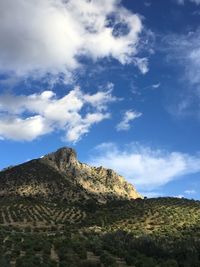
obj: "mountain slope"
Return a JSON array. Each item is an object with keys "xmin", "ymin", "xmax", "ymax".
[{"xmin": 0, "ymin": 147, "xmax": 142, "ymax": 202}]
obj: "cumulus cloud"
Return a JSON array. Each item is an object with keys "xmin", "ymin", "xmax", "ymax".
[
  {"xmin": 0, "ymin": 116, "xmax": 51, "ymax": 141},
  {"xmin": 0, "ymin": 86, "xmax": 116, "ymax": 142},
  {"xmin": 116, "ymin": 110, "xmax": 142, "ymax": 131},
  {"xmin": 88, "ymin": 143, "xmax": 200, "ymax": 191},
  {"xmin": 0, "ymin": 0, "xmax": 147, "ymax": 80}
]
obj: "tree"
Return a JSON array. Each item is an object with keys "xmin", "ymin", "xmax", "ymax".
[
  {"xmin": 100, "ymin": 252, "xmax": 116, "ymax": 267},
  {"xmin": 160, "ymin": 259, "xmax": 178, "ymax": 267},
  {"xmin": 84, "ymin": 199, "xmax": 97, "ymax": 213}
]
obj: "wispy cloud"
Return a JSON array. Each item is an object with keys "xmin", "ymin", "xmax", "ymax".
[
  {"xmin": 176, "ymin": 0, "xmax": 200, "ymax": 4},
  {"xmin": 144, "ymin": 2, "xmax": 152, "ymax": 7},
  {"xmin": 0, "ymin": 0, "xmax": 149, "ymax": 81},
  {"xmin": 0, "ymin": 85, "xmax": 116, "ymax": 142},
  {"xmin": 164, "ymin": 28, "xmax": 200, "ymax": 117},
  {"xmin": 88, "ymin": 143, "xmax": 200, "ymax": 191},
  {"xmin": 184, "ymin": 189, "xmax": 196, "ymax": 194},
  {"xmin": 133, "ymin": 57, "xmax": 149, "ymax": 74},
  {"xmin": 116, "ymin": 110, "xmax": 142, "ymax": 131},
  {"xmin": 165, "ymin": 29, "xmax": 200, "ymax": 87},
  {"xmin": 144, "ymin": 83, "xmax": 161, "ymax": 90},
  {"xmin": 152, "ymin": 83, "xmax": 161, "ymax": 89}
]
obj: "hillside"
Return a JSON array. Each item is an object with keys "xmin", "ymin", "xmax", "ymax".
[
  {"xmin": 0, "ymin": 197, "xmax": 199, "ymax": 266},
  {"xmin": 0, "ymin": 147, "xmax": 141, "ymax": 202}
]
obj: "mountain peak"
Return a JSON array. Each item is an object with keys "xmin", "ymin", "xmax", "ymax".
[
  {"xmin": 42, "ymin": 147, "xmax": 77, "ymax": 172},
  {"xmin": 45, "ymin": 147, "xmax": 77, "ymax": 160}
]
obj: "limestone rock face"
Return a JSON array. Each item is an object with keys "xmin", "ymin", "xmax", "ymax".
[
  {"xmin": 42, "ymin": 147, "xmax": 77, "ymax": 172},
  {"xmin": 0, "ymin": 147, "xmax": 142, "ymax": 202}
]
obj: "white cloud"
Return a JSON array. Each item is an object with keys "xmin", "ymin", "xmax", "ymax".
[
  {"xmin": 184, "ymin": 189, "xmax": 196, "ymax": 194},
  {"xmin": 88, "ymin": 143, "xmax": 200, "ymax": 191},
  {"xmin": 116, "ymin": 110, "xmax": 142, "ymax": 131},
  {"xmin": 133, "ymin": 57, "xmax": 149, "ymax": 74},
  {"xmin": 152, "ymin": 83, "xmax": 160, "ymax": 89},
  {"xmin": 65, "ymin": 112, "xmax": 110, "ymax": 142},
  {"xmin": 0, "ymin": 86, "xmax": 116, "ymax": 142},
  {"xmin": 175, "ymin": 195, "xmax": 184, "ymax": 198},
  {"xmin": 166, "ymin": 29, "xmax": 200, "ymax": 86},
  {"xmin": 165, "ymin": 28, "xmax": 200, "ymax": 116},
  {"xmin": 140, "ymin": 191, "xmax": 163, "ymax": 198},
  {"xmin": 177, "ymin": 0, "xmax": 200, "ymax": 4},
  {"xmin": 0, "ymin": 0, "xmax": 147, "ymax": 80},
  {"xmin": 0, "ymin": 116, "xmax": 51, "ymax": 141}
]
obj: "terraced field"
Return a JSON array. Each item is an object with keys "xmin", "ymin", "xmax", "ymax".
[
  {"xmin": 93, "ymin": 198, "xmax": 200, "ymax": 236},
  {"xmin": 0, "ymin": 197, "xmax": 200, "ymax": 266},
  {"xmin": 0, "ymin": 199, "xmax": 86, "ymax": 229}
]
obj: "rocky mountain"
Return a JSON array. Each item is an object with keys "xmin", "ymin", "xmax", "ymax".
[{"xmin": 0, "ymin": 147, "xmax": 142, "ymax": 202}]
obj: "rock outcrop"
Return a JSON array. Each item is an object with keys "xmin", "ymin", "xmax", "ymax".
[{"xmin": 0, "ymin": 147, "xmax": 142, "ymax": 202}]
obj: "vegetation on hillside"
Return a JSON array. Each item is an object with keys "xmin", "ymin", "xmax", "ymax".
[{"xmin": 0, "ymin": 197, "xmax": 199, "ymax": 266}]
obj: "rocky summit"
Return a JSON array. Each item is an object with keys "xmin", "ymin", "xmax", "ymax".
[{"xmin": 0, "ymin": 147, "xmax": 142, "ymax": 202}]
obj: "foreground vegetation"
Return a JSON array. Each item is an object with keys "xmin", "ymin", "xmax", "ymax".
[{"xmin": 0, "ymin": 197, "xmax": 200, "ymax": 266}]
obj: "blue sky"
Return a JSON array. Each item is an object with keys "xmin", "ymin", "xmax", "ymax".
[{"xmin": 0, "ymin": 0, "xmax": 200, "ymax": 199}]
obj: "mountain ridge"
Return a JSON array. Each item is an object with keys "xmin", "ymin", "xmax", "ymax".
[{"xmin": 0, "ymin": 147, "xmax": 142, "ymax": 202}]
